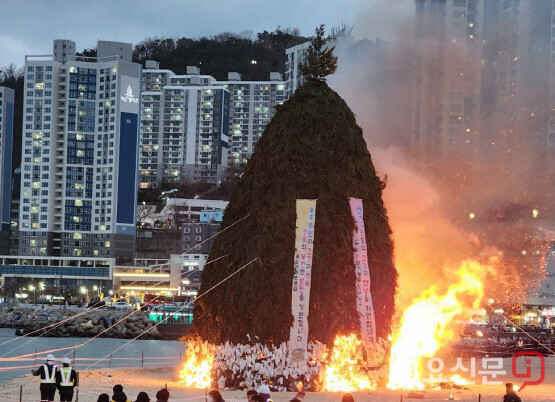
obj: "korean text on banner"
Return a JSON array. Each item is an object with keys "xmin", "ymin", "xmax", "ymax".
[
  {"xmin": 289, "ymin": 199, "xmax": 317, "ymax": 363},
  {"xmin": 349, "ymin": 197, "xmax": 377, "ymax": 346}
]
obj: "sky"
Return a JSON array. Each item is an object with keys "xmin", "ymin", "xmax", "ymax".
[{"xmin": 0, "ymin": 0, "xmax": 412, "ymax": 68}]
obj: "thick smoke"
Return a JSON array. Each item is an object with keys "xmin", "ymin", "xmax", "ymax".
[{"xmin": 327, "ymin": 2, "xmax": 552, "ymax": 313}]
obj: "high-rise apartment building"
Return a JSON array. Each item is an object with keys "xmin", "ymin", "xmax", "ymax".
[
  {"xmin": 139, "ymin": 63, "xmax": 286, "ymax": 188},
  {"xmin": 284, "ymin": 42, "xmax": 311, "ymax": 98},
  {"xmin": 20, "ymin": 40, "xmax": 141, "ymax": 258},
  {"xmin": 412, "ymin": 0, "xmax": 555, "ymax": 166},
  {"xmin": 480, "ymin": 0, "xmax": 553, "ymax": 160},
  {"xmin": 0, "ymin": 87, "xmax": 14, "ymax": 254},
  {"xmin": 412, "ymin": 0, "xmax": 484, "ymax": 162},
  {"xmin": 140, "ymin": 66, "xmax": 229, "ymax": 185},
  {"xmin": 219, "ymin": 72, "xmax": 286, "ymax": 166}
]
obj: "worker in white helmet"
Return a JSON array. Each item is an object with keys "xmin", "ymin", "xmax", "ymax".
[
  {"xmin": 32, "ymin": 354, "xmax": 58, "ymax": 401},
  {"xmin": 56, "ymin": 357, "xmax": 78, "ymax": 402}
]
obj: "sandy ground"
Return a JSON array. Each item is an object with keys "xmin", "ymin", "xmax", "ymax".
[{"xmin": 1, "ymin": 358, "xmax": 554, "ymax": 402}]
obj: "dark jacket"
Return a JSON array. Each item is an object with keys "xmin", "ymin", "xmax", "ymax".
[
  {"xmin": 503, "ymin": 392, "xmax": 522, "ymax": 402},
  {"xmin": 32, "ymin": 364, "xmax": 57, "ymax": 388},
  {"xmin": 55, "ymin": 366, "xmax": 78, "ymax": 389},
  {"xmin": 33, "ymin": 364, "xmax": 56, "ymax": 380},
  {"xmin": 112, "ymin": 392, "xmax": 131, "ymax": 402}
]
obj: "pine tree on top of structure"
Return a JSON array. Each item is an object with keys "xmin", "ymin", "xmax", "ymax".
[
  {"xmin": 190, "ymin": 27, "xmax": 397, "ymax": 347},
  {"xmin": 298, "ymin": 24, "xmax": 338, "ymax": 81}
]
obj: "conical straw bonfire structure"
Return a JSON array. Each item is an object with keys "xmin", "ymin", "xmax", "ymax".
[{"xmin": 182, "ymin": 26, "xmax": 398, "ymax": 391}]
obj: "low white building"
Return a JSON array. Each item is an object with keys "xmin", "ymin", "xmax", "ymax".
[{"xmin": 138, "ymin": 198, "xmax": 228, "ymax": 227}]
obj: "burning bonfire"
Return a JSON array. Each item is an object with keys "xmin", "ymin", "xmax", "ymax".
[
  {"xmin": 177, "ymin": 260, "xmax": 489, "ymax": 392},
  {"xmin": 178, "ymin": 336, "xmax": 389, "ymax": 391},
  {"xmin": 178, "ymin": 260, "xmax": 488, "ymax": 392},
  {"xmin": 387, "ymin": 259, "xmax": 486, "ymax": 390},
  {"xmin": 178, "ymin": 340, "xmax": 215, "ymax": 389},
  {"xmin": 318, "ymin": 334, "xmax": 388, "ymax": 392}
]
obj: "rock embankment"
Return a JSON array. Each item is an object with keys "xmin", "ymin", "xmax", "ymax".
[{"xmin": 0, "ymin": 307, "xmax": 161, "ymax": 339}]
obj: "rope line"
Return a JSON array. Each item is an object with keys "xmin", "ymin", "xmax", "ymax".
[
  {"xmin": 84, "ymin": 257, "xmax": 258, "ymax": 370},
  {"xmin": 124, "ymin": 213, "xmax": 250, "ymax": 285},
  {"xmin": 487, "ymin": 305, "xmax": 555, "ymax": 356},
  {"xmin": 1, "ymin": 214, "xmax": 250, "ymax": 363},
  {"xmin": 0, "ymin": 303, "xmax": 110, "ymax": 349},
  {"xmin": 5, "ymin": 266, "xmax": 204, "ymax": 363}
]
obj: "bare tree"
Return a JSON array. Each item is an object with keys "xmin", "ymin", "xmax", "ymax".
[
  {"xmin": 211, "ymin": 32, "xmax": 237, "ymax": 43},
  {"xmin": 166, "ymin": 200, "xmax": 187, "ymax": 229},
  {"xmin": 239, "ymin": 29, "xmax": 254, "ymax": 41},
  {"xmin": 137, "ymin": 203, "xmax": 155, "ymax": 227},
  {"xmin": 0, "ymin": 63, "xmax": 23, "ymax": 82}
]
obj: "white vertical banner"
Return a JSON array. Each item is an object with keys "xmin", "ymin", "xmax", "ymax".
[
  {"xmin": 349, "ymin": 197, "xmax": 377, "ymax": 347},
  {"xmin": 289, "ymin": 199, "xmax": 317, "ymax": 363}
]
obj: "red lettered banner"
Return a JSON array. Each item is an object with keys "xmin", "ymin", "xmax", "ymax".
[
  {"xmin": 289, "ymin": 199, "xmax": 317, "ymax": 363},
  {"xmin": 349, "ymin": 198, "xmax": 377, "ymax": 346}
]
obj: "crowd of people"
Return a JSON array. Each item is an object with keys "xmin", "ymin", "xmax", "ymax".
[
  {"xmin": 95, "ymin": 385, "xmax": 170, "ymax": 402},
  {"xmin": 30, "ymin": 354, "xmax": 170, "ymax": 402},
  {"xmin": 30, "ymin": 352, "xmax": 359, "ymax": 402},
  {"xmin": 30, "ymin": 354, "xmax": 524, "ymax": 402}
]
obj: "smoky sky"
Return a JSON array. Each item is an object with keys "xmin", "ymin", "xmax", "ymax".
[{"xmin": 0, "ymin": 0, "xmax": 381, "ymax": 67}]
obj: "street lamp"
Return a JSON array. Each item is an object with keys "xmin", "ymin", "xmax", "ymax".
[
  {"xmin": 80, "ymin": 286, "xmax": 88, "ymax": 304},
  {"xmin": 39, "ymin": 282, "xmax": 45, "ymax": 308},
  {"xmin": 29, "ymin": 285, "xmax": 36, "ymax": 306}
]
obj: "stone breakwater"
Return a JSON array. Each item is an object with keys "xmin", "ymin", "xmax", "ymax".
[{"xmin": 0, "ymin": 307, "xmax": 161, "ymax": 339}]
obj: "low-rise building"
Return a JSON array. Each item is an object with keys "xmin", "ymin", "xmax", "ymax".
[
  {"xmin": 115, "ymin": 254, "xmax": 201, "ymax": 298},
  {"xmin": 135, "ymin": 228, "xmax": 183, "ymax": 259},
  {"xmin": 183, "ymin": 221, "xmax": 220, "ymax": 253},
  {"xmin": 113, "ymin": 255, "xmax": 182, "ymax": 294},
  {"xmin": 138, "ymin": 198, "xmax": 228, "ymax": 227},
  {"xmin": 0, "ymin": 255, "xmax": 114, "ymax": 298}
]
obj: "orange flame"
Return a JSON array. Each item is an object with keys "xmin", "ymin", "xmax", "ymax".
[
  {"xmin": 319, "ymin": 334, "xmax": 376, "ymax": 392},
  {"xmin": 450, "ymin": 374, "xmax": 467, "ymax": 386},
  {"xmin": 178, "ymin": 340, "xmax": 215, "ymax": 388},
  {"xmin": 387, "ymin": 260, "xmax": 486, "ymax": 390}
]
